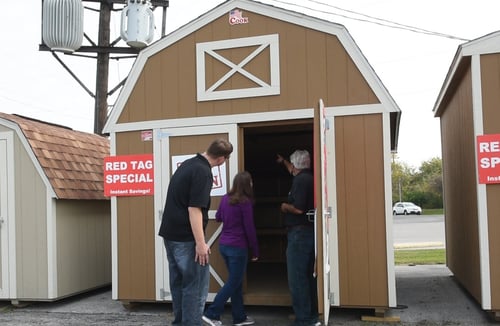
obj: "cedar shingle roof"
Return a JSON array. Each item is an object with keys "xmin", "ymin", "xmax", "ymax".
[{"xmin": 0, "ymin": 113, "xmax": 109, "ymax": 200}]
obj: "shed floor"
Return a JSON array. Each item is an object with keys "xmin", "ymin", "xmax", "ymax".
[{"xmin": 244, "ymin": 262, "xmax": 291, "ymax": 306}]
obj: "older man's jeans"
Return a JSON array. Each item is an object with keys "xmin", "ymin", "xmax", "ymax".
[
  {"xmin": 286, "ymin": 226, "xmax": 319, "ymax": 326},
  {"xmin": 204, "ymin": 244, "xmax": 248, "ymax": 323},
  {"xmin": 165, "ymin": 239, "xmax": 210, "ymax": 325}
]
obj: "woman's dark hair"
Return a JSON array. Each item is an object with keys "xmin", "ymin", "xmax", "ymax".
[{"xmin": 228, "ymin": 171, "xmax": 254, "ymax": 205}]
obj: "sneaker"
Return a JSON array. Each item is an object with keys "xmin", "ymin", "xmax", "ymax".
[
  {"xmin": 202, "ymin": 315, "xmax": 222, "ymax": 326},
  {"xmin": 233, "ymin": 316, "xmax": 255, "ymax": 326}
]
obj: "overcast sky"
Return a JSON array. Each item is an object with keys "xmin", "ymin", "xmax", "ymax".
[{"xmin": 2, "ymin": 0, "xmax": 500, "ymax": 167}]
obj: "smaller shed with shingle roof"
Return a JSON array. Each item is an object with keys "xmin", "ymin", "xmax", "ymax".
[{"xmin": 0, "ymin": 113, "xmax": 111, "ymax": 303}]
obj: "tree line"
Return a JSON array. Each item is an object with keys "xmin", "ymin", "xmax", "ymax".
[{"xmin": 392, "ymin": 156, "xmax": 443, "ymax": 209}]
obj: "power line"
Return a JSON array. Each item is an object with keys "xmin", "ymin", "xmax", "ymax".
[
  {"xmin": 266, "ymin": 0, "xmax": 470, "ymax": 42},
  {"xmin": 0, "ymin": 92, "xmax": 91, "ymax": 121}
]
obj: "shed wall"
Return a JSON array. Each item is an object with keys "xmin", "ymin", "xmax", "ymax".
[
  {"xmin": 440, "ymin": 65, "xmax": 482, "ymax": 303},
  {"xmin": 56, "ymin": 200, "xmax": 111, "ymax": 297},
  {"xmin": 479, "ymin": 53, "xmax": 500, "ymax": 309},
  {"xmin": 116, "ymin": 131, "xmax": 155, "ymax": 301},
  {"xmin": 117, "ymin": 10, "xmax": 378, "ymax": 125},
  {"xmin": 13, "ymin": 134, "xmax": 49, "ymax": 299}
]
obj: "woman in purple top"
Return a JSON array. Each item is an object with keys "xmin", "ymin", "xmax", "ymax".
[{"xmin": 203, "ymin": 171, "xmax": 259, "ymax": 326}]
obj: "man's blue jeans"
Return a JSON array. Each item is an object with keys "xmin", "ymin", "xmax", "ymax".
[
  {"xmin": 286, "ymin": 226, "xmax": 319, "ymax": 326},
  {"xmin": 164, "ymin": 239, "xmax": 210, "ymax": 325},
  {"xmin": 204, "ymin": 244, "xmax": 248, "ymax": 324}
]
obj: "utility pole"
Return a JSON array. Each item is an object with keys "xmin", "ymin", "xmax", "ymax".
[
  {"xmin": 95, "ymin": 1, "xmax": 111, "ymax": 134},
  {"xmin": 40, "ymin": 0, "xmax": 170, "ymax": 135},
  {"xmin": 398, "ymin": 177, "xmax": 402, "ymax": 202}
]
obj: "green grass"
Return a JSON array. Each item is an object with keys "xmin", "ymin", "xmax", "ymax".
[
  {"xmin": 394, "ymin": 249, "xmax": 446, "ymax": 265},
  {"xmin": 422, "ymin": 208, "xmax": 444, "ymax": 215}
]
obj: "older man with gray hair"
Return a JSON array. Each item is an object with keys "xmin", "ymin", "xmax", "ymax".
[{"xmin": 276, "ymin": 150, "xmax": 319, "ymax": 326}]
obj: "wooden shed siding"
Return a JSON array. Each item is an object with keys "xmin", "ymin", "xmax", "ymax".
[
  {"xmin": 440, "ymin": 65, "xmax": 482, "ymax": 303},
  {"xmin": 335, "ymin": 113, "xmax": 388, "ymax": 307},
  {"xmin": 56, "ymin": 200, "xmax": 111, "ymax": 297},
  {"xmin": 480, "ymin": 53, "xmax": 500, "ymax": 309},
  {"xmin": 116, "ymin": 132, "xmax": 156, "ymax": 300},
  {"xmin": 117, "ymin": 10, "xmax": 378, "ymax": 125},
  {"xmin": 486, "ymin": 187, "xmax": 500, "ymax": 309},
  {"xmin": 14, "ymin": 136, "xmax": 49, "ymax": 298}
]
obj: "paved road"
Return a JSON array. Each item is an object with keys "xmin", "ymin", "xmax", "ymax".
[{"xmin": 393, "ymin": 214, "xmax": 445, "ymax": 248}]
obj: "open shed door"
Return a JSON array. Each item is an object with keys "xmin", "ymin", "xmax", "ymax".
[{"xmin": 314, "ymin": 99, "xmax": 337, "ymax": 325}]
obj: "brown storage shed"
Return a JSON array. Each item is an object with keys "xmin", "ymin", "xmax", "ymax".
[
  {"xmin": 0, "ymin": 113, "xmax": 111, "ymax": 303},
  {"xmin": 103, "ymin": 0, "xmax": 401, "ymax": 322},
  {"xmin": 434, "ymin": 31, "xmax": 500, "ymax": 319}
]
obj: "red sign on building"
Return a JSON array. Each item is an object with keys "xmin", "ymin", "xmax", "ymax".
[
  {"xmin": 477, "ymin": 134, "xmax": 500, "ymax": 184},
  {"xmin": 104, "ymin": 154, "xmax": 154, "ymax": 196}
]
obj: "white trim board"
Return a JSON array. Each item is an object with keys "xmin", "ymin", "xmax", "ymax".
[
  {"xmin": 0, "ymin": 131, "xmax": 16, "ymax": 299},
  {"xmin": 471, "ymin": 54, "xmax": 491, "ymax": 310}
]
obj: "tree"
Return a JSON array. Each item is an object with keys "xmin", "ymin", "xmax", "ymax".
[
  {"xmin": 391, "ymin": 156, "xmax": 443, "ymax": 209},
  {"xmin": 391, "ymin": 157, "xmax": 415, "ymax": 203}
]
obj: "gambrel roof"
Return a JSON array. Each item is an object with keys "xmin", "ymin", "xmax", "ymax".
[
  {"xmin": 434, "ymin": 30, "xmax": 500, "ymax": 116},
  {"xmin": 0, "ymin": 113, "xmax": 109, "ymax": 200},
  {"xmin": 103, "ymin": 0, "xmax": 401, "ymax": 150}
]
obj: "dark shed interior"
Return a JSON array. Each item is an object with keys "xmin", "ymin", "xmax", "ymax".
[{"xmin": 241, "ymin": 120, "xmax": 313, "ymax": 305}]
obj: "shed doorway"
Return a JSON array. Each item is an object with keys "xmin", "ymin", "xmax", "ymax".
[{"xmin": 240, "ymin": 120, "xmax": 313, "ymax": 305}]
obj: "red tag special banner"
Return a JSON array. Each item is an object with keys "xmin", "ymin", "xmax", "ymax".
[
  {"xmin": 104, "ymin": 154, "xmax": 154, "ymax": 196},
  {"xmin": 477, "ymin": 134, "xmax": 500, "ymax": 184}
]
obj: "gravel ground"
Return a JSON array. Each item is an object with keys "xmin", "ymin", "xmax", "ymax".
[{"xmin": 0, "ymin": 265, "xmax": 498, "ymax": 325}]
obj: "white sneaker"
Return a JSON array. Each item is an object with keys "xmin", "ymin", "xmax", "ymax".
[
  {"xmin": 233, "ymin": 316, "xmax": 255, "ymax": 326},
  {"xmin": 202, "ymin": 315, "xmax": 223, "ymax": 326}
]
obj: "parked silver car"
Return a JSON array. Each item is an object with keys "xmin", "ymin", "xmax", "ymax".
[{"xmin": 392, "ymin": 202, "xmax": 422, "ymax": 215}]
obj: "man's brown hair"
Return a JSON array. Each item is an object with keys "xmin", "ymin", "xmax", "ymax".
[{"xmin": 206, "ymin": 138, "xmax": 233, "ymax": 159}]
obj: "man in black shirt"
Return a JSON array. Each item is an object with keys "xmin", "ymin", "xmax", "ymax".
[
  {"xmin": 277, "ymin": 150, "xmax": 319, "ymax": 326},
  {"xmin": 159, "ymin": 138, "xmax": 233, "ymax": 325}
]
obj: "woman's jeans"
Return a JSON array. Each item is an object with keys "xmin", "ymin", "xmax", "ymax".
[
  {"xmin": 165, "ymin": 239, "xmax": 210, "ymax": 325},
  {"xmin": 204, "ymin": 244, "xmax": 248, "ymax": 323},
  {"xmin": 286, "ymin": 226, "xmax": 319, "ymax": 325}
]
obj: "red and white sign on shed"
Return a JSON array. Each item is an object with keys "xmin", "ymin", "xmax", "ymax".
[
  {"xmin": 477, "ymin": 134, "xmax": 500, "ymax": 184},
  {"xmin": 104, "ymin": 154, "xmax": 154, "ymax": 196}
]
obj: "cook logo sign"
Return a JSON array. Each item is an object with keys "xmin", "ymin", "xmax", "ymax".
[
  {"xmin": 477, "ymin": 134, "xmax": 500, "ymax": 184},
  {"xmin": 104, "ymin": 154, "xmax": 154, "ymax": 196},
  {"xmin": 229, "ymin": 9, "xmax": 248, "ymax": 25}
]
